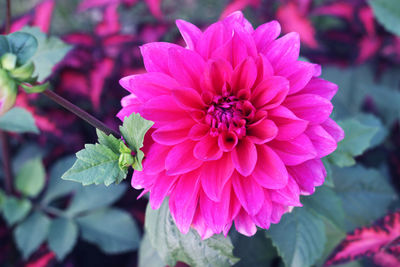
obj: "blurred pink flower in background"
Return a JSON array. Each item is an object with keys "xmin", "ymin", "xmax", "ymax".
[{"xmin": 119, "ymin": 11, "xmax": 344, "ymax": 237}]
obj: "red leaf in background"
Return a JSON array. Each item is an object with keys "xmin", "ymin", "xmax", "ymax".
[
  {"xmin": 373, "ymin": 251, "xmax": 400, "ymax": 267},
  {"xmin": 33, "ymin": 0, "xmax": 55, "ymax": 33},
  {"xmin": 78, "ymin": 0, "xmax": 121, "ymax": 11},
  {"xmin": 359, "ymin": 6, "xmax": 375, "ymax": 36},
  {"xmin": 90, "ymin": 58, "xmax": 114, "ymax": 110},
  {"xmin": 59, "ymin": 71, "xmax": 90, "ymax": 96},
  {"xmin": 220, "ymin": 0, "xmax": 261, "ymax": 19},
  {"xmin": 276, "ymin": 2, "xmax": 318, "ymax": 48},
  {"xmin": 313, "ymin": 2, "xmax": 354, "ymax": 22},
  {"xmin": 10, "ymin": 16, "xmax": 31, "ymax": 32},
  {"xmin": 96, "ymin": 4, "xmax": 121, "ymax": 36},
  {"xmin": 145, "ymin": 0, "xmax": 163, "ymax": 19},
  {"xmin": 25, "ymin": 252, "xmax": 55, "ymax": 267},
  {"xmin": 356, "ymin": 36, "xmax": 381, "ymax": 63},
  {"xmin": 326, "ymin": 212, "xmax": 400, "ymax": 266}
]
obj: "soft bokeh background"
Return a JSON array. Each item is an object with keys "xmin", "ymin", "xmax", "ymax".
[{"xmin": 0, "ymin": 0, "xmax": 399, "ymax": 266}]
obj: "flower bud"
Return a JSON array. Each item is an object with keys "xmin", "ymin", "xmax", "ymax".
[
  {"xmin": 10, "ymin": 62, "xmax": 35, "ymax": 80},
  {"xmin": 0, "ymin": 69, "xmax": 17, "ymax": 116},
  {"xmin": 0, "ymin": 53, "xmax": 17, "ymax": 71}
]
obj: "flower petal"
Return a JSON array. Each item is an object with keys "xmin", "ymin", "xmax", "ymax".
[
  {"xmin": 252, "ymin": 145, "xmax": 289, "ymax": 189},
  {"xmin": 268, "ymin": 106, "xmax": 308, "ymax": 141},
  {"xmin": 263, "ymin": 32, "xmax": 300, "ymax": 71},
  {"xmin": 277, "ymin": 61, "xmax": 319, "ymax": 95},
  {"xmin": 140, "ymin": 42, "xmax": 181, "ymax": 73},
  {"xmin": 247, "ymin": 119, "xmax": 278, "ymax": 144},
  {"xmin": 143, "ymin": 143, "xmax": 170, "ymax": 175},
  {"xmin": 232, "ymin": 172, "xmax": 264, "ymax": 215},
  {"xmin": 194, "ymin": 134, "xmax": 223, "ymax": 161},
  {"xmin": 176, "ymin": 19, "xmax": 202, "ymax": 50},
  {"xmin": 165, "ymin": 141, "xmax": 203, "ymax": 175},
  {"xmin": 172, "ymin": 86, "xmax": 205, "ymax": 110},
  {"xmin": 234, "ymin": 209, "xmax": 257, "ymax": 236},
  {"xmin": 269, "ymin": 175, "xmax": 302, "ymax": 206},
  {"xmin": 299, "ymin": 78, "xmax": 338, "ymax": 100},
  {"xmin": 305, "ymin": 124, "xmax": 337, "ymax": 157},
  {"xmin": 253, "ymin": 20, "xmax": 281, "ymax": 52},
  {"xmin": 231, "ymin": 137, "xmax": 257, "ymax": 176},
  {"xmin": 152, "ymin": 119, "xmax": 193, "ymax": 145},
  {"xmin": 231, "ymin": 57, "xmax": 258, "ymax": 94},
  {"xmin": 251, "ymin": 76, "xmax": 289, "ymax": 109},
  {"xmin": 150, "ymin": 172, "xmax": 179, "ymax": 209},
  {"xmin": 288, "ymin": 158, "xmax": 326, "ymax": 194},
  {"xmin": 321, "ymin": 118, "xmax": 345, "ymax": 143},
  {"xmin": 252, "ymin": 191, "xmax": 272, "ymax": 229}
]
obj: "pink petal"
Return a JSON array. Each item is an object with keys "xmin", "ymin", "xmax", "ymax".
[
  {"xmin": 263, "ymin": 32, "xmax": 300, "ymax": 71},
  {"xmin": 268, "ymin": 106, "xmax": 308, "ymax": 141},
  {"xmin": 234, "ymin": 209, "xmax": 257, "ymax": 236},
  {"xmin": 165, "ymin": 141, "xmax": 203, "ymax": 175},
  {"xmin": 143, "ymin": 143, "xmax": 170, "ymax": 175},
  {"xmin": 231, "ymin": 57, "xmax": 258, "ymax": 94},
  {"xmin": 222, "ymin": 11, "xmax": 254, "ymax": 34},
  {"xmin": 131, "ymin": 171, "xmax": 157, "ymax": 190},
  {"xmin": 277, "ymin": 61, "xmax": 319, "ymax": 95},
  {"xmin": 201, "ymin": 59, "xmax": 233, "ymax": 94},
  {"xmin": 283, "ymin": 94, "xmax": 333, "ymax": 125},
  {"xmin": 200, "ymin": 181, "xmax": 231, "ymax": 234},
  {"xmin": 172, "ymin": 86, "xmax": 205, "ymax": 110},
  {"xmin": 232, "ymin": 172, "xmax": 264, "ymax": 215},
  {"xmin": 152, "ymin": 119, "xmax": 193, "ymax": 145},
  {"xmin": 270, "ymin": 202, "xmax": 287, "ymax": 223},
  {"xmin": 269, "ymin": 134, "xmax": 317, "ymax": 166},
  {"xmin": 252, "ymin": 145, "xmax": 288, "ymax": 189},
  {"xmin": 119, "ymin": 73, "xmax": 178, "ymax": 101},
  {"xmin": 176, "ymin": 19, "xmax": 202, "ymax": 50},
  {"xmin": 305, "ymin": 125, "xmax": 337, "ymax": 158},
  {"xmin": 247, "ymin": 119, "xmax": 278, "ymax": 144},
  {"xmin": 218, "ymin": 131, "xmax": 238, "ymax": 152},
  {"xmin": 288, "ymin": 158, "xmax": 326, "ymax": 194},
  {"xmin": 269, "ymin": 175, "xmax": 302, "ymax": 206},
  {"xmin": 191, "ymin": 208, "xmax": 215, "ymax": 239},
  {"xmin": 254, "ymin": 54, "xmax": 274, "ymax": 86},
  {"xmin": 321, "ymin": 118, "xmax": 345, "ymax": 143},
  {"xmin": 300, "ymin": 78, "xmax": 338, "ymax": 100},
  {"xmin": 253, "ymin": 20, "xmax": 281, "ymax": 52},
  {"xmin": 251, "ymin": 76, "xmax": 289, "ymax": 109},
  {"xmin": 188, "ymin": 124, "xmax": 210, "ymax": 141},
  {"xmin": 168, "ymin": 47, "xmax": 206, "ymax": 91},
  {"xmin": 117, "ymin": 95, "xmax": 143, "ymax": 121},
  {"xmin": 150, "ymin": 172, "xmax": 179, "ymax": 209},
  {"xmin": 145, "ymin": 0, "xmax": 163, "ymax": 19},
  {"xmin": 194, "ymin": 134, "xmax": 223, "ymax": 161},
  {"xmin": 200, "ymin": 153, "xmax": 234, "ymax": 201},
  {"xmin": 197, "ymin": 21, "xmax": 231, "ymax": 60},
  {"xmin": 252, "ymin": 191, "xmax": 272, "ymax": 229},
  {"xmin": 169, "ymin": 169, "xmax": 201, "ymax": 233},
  {"xmin": 140, "ymin": 42, "xmax": 181, "ymax": 74},
  {"xmin": 231, "ymin": 137, "xmax": 257, "ymax": 176}
]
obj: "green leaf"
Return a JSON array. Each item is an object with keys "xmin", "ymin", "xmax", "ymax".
[
  {"xmin": 15, "ymin": 157, "xmax": 45, "ymax": 197},
  {"xmin": 77, "ymin": 208, "xmax": 140, "ymax": 254},
  {"xmin": 6, "ymin": 32, "xmax": 38, "ymax": 65},
  {"xmin": 145, "ymin": 200, "xmax": 238, "ymax": 267},
  {"xmin": 231, "ymin": 231, "xmax": 277, "ymax": 267},
  {"xmin": 328, "ymin": 118, "xmax": 379, "ymax": 167},
  {"xmin": 41, "ymin": 156, "xmax": 80, "ymax": 205},
  {"xmin": 322, "ymin": 158, "xmax": 334, "ymax": 187},
  {"xmin": 2, "ymin": 196, "xmax": 32, "ymax": 226},
  {"xmin": 266, "ymin": 207, "xmax": 326, "ymax": 267},
  {"xmin": 332, "ymin": 165, "xmax": 396, "ymax": 231},
  {"xmin": 0, "ymin": 36, "xmax": 11, "ymax": 56},
  {"xmin": 48, "ymin": 217, "xmax": 78, "ymax": 260},
  {"xmin": 119, "ymin": 113, "xmax": 154, "ymax": 171},
  {"xmin": 20, "ymin": 27, "xmax": 72, "ymax": 81},
  {"xmin": 354, "ymin": 113, "xmax": 387, "ymax": 148},
  {"xmin": 301, "ymin": 186, "xmax": 345, "ymax": 229},
  {"xmin": 96, "ymin": 129, "xmax": 121, "ymax": 154},
  {"xmin": 138, "ymin": 234, "xmax": 165, "ymax": 267},
  {"xmin": 368, "ymin": 0, "xmax": 400, "ymax": 36},
  {"xmin": 62, "ymin": 143, "xmax": 127, "ymax": 186},
  {"xmin": 0, "ymin": 107, "xmax": 39, "ymax": 133},
  {"xmin": 66, "ymin": 183, "xmax": 126, "ymax": 216},
  {"xmin": 0, "ymin": 189, "xmax": 5, "ymax": 210},
  {"xmin": 14, "ymin": 211, "xmax": 51, "ymax": 259}
]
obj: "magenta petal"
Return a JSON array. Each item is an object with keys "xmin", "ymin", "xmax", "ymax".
[
  {"xmin": 194, "ymin": 134, "xmax": 223, "ymax": 161},
  {"xmin": 270, "ymin": 134, "xmax": 317, "ymax": 166},
  {"xmin": 268, "ymin": 106, "xmax": 308, "ymax": 141},
  {"xmin": 264, "ymin": 32, "xmax": 300, "ymax": 71},
  {"xmin": 289, "ymin": 159, "xmax": 326, "ymax": 194},
  {"xmin": 251, "ymin": 76, "xmax": 289, "ymax": 109},
  {"xmin": 321, "ymin": 118, "xmax": 345, "ymax": 143},
  {"xmin": 140, "ymin": 42, "xmax": 181, "ymax": 73},
  {"xmin": 169, "ymin": 169, "xmax": 201, "ymax": 234},
  {"xmin": 188, "ymin": 124, "xmax": 210, "ymax": 141},
  {"xmin": 165, "ymin": 141, "xmax": 203, "ymax": 175},
  {"xmin": 305, "ymin": 125, "xmax": 337, "ymax": 157},
  {"xmin": 201, "ymin": 59, "xmax": 233, "ymax": 94},
  {"xmin": 150, "ymin": 172, "xmax": 179, "ymax": 209},
  {"xmin": 252, "ymin": 145, "xmax": 289, "ymax": 189},
  {"xmin": 131, "ymin": 171, "xmax": 157, "ymax": 190},
  {"xmin": 234, "ymin": 209, "xmax": 257, "ymax": 236},
  {"xmin": 253, "ymin": 20, "xmax": 281, "ymax": 52},
  {"xmin": 152, "ymin": 119, "xmax": 193, "ymax": 145},
  {"xmin": 300, "ymin": 78, "xmax": 338, "ymax": 100},
  {"xmin": 200, "ymin": 181, "xmax": 231, "ymax": 233},
  {"xmin": 176, "ymin": 19, "xmax": 202, "ymax": 50},
  {"xmin": 231, "ymin": 57, "xmax": 258, "ymax": 93},
  {"xmin": 191, "ymin": 208, "xmax": 215, "ymax": 239},
  {"xmin": 232, "ymin": 172, "xmax": 264, "ymax": 215},
  {"xmin": 143, "ymin": 143, "xmax": 170, "ymax": 175},
  {"xmin": 168, "ymin": 47, "xmax": 206, "ymax": 91},
  {"xmin": 269, "ymin": 175, "xmax": 302, "ymax": 206},
  {"xmin": 284, "ymin": 94, "xmax": 333, "ymax": 125},
  {"xmin": 172, "ymin": 86, "xmax": 205, "ymax": 110},
  {"xmin": 247, "ymin": 119, "xmax": 278, "ymax": 144},
  {"xmin": 232, "ymin": 137, "xmax": 257, "ymax": 176},
  {"xmin": 197, "ymin": 21, "xmax": 231, "ymax": 59},
  {"xmin": 201, "ymin": 153, "xmax": 234, "ymax": 201},
  {"xmin": 270, "ymin": 202, "xmax": 287, "ymax": 223},
  {"xmin": 252, "ymin": 191, "xmax": 272, "ymax": 229},
  {"xmin": 278, "ymin": 61, "xmax": 319, "ymax": 95}
]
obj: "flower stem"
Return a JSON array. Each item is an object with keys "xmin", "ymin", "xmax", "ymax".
[
  {"xmin": 5, "ymin": 0, "xmax": 11, "ymax": 34},
  {"xmin": 42, "ymin": 89, "xmax": 120, "ymax": 137},
  {"xmin": 0, "ymin": 130, "xmax": 13, "ymax": 194}
]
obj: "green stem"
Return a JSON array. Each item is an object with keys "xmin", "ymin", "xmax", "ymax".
[
  {"xmin": 42, "ymin": 89, "xmax": 120, "ymax": 137},
  {"xmin": 0, "ymin": 130, "xmax": 13, "ymax": 194},
  {"xmin": 5, "ymin": 0, "xmax": 11, "ymax": 34}
]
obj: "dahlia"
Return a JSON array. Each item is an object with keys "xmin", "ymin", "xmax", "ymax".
[{"xmin": 118, "ymin": 11, "xmax": 344, "ymax": 238}]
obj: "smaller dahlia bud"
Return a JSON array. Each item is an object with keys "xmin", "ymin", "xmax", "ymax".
[
  {"xmin": 10, "ymin": 62, "xmax": 35, "ymax": 80},
  {"xmin": 0, "ymin": 69, "xmax": 17, "ymax": 116},
  {"xmin": 118, "ymin": 142, "xmax": 134, "ymax": 171},
  {"xmin": 0, "ymin": 53, "xmax": 17, "ymax": 71}
]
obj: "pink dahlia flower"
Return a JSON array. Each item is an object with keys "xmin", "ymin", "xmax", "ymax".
[{"xmin": 118, "ymin": 11, "xmax": 344, "ymax": 238}]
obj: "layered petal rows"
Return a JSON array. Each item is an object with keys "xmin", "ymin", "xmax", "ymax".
[{"xmin": 118, "ymin": 11, "xmax": 344, "ymax": 238}]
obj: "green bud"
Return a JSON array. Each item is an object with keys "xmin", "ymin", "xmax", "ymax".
[
  {"xmin": 0, "ymin": 69, "xmax": 17, "ymax": 116},
  {"xmin": 0, "ymin": 53, "xmax": 17, "ymax": 70},
  {"xmin": 118, "ymin": 153, "xmax": 134, "ymax": 171},
  {"xmin": 119, "ymin": 141, "xmax": 132, "ymax": 154},
  {"xmin": 10, "ymin": 62, "xmax": 35, "ymax": 80}
]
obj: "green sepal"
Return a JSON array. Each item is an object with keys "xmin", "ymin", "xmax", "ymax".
[
  {"xmin": 10, "ymin": 61, "xmax": 35, "ymax": 80},
  {"xmin": 0, "ymin": 53, "xmax": 17, "ymax": 70},
  {"xmin": 20, "ymin": 82, "xmax": 49, "ymax": 93},
  {"xmin": 118, "ymin": 142, "xmax": 134, "ymax": 171}
]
